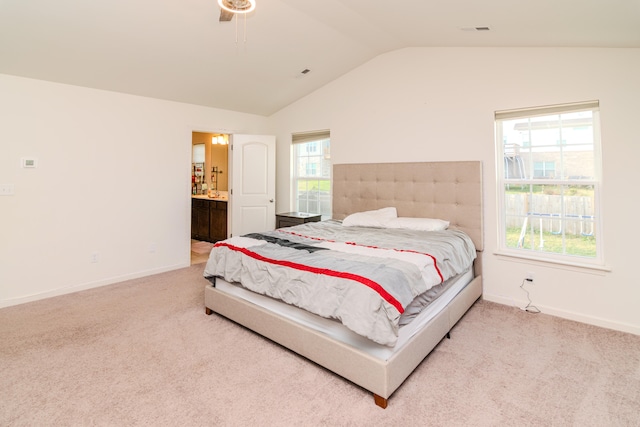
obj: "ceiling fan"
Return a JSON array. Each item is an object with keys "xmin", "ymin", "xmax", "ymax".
[{"xmin": 218, "ymin": 0, "xmax": 256, "ymax": 22}]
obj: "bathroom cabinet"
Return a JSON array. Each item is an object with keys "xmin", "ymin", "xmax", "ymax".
[
  {"xmin": 209, "ymin": 200, "xmax": 227, "ymax": 242},
  {"xmin": 191, "ymin": 198, "xmax": 227, "ymax": 243}
]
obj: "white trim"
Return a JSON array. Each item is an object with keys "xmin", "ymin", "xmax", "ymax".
[
  {"xmin": 493, "ymin": 250, "xmax": 611, "ymax": 273},
  {"xmin": 0, "ymin": 263, "xmax": 189, "ymax": 309},
  {"xmin": 484, "ymin": 293, "xmax": 639, "ymax": 336}
]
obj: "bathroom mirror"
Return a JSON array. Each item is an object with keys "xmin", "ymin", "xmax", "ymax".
[{"xmin": 192, "ymin": 133, "xmax": 229, "ymax": 193}]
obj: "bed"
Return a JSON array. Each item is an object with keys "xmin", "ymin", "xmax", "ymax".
[{"xmin": 203, "ymin": 161, "xmax": 483, "ymax": 408}]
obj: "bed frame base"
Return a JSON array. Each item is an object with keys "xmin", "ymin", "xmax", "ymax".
[{"xmin": 204, "ymin": 274, "xmax": 482, "ymax": 408}]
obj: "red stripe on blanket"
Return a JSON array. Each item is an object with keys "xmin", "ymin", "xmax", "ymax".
[
  {"xmin": 397, "ymin": 249, "xmax": 444, "ymax": 283},
  {"xmin": 215, "ymin": 242, "xmax": 404, "ymax": 314},
  {"xmin": 278, "ymin": 229, "xmax": 334, "ymax": 243},
  {"xmin": 278, "ymin": 230, "xmax": 444, "ymax": 283}
]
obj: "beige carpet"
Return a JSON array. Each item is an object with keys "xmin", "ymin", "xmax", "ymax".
[{"xmin": 1, "ymin": 265, "xmax": 639, "ymax": 426}]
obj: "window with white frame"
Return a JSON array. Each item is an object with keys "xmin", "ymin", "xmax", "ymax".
[
  {"xmin": 495, "ymin": 101, "xmax": 604, "ymax": 266},
  {"xmin": 292, "ymin": 130, "xmax": 331, "ymax": 217}
]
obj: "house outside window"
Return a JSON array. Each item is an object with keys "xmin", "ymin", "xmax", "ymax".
[
  {"xmin": 495, "ymin": 101, "xmax": 604, "ymax": 267},
  {"xmin": 292, "ymin": 130, "xmax": 331, "ymax": 218},
  {"xmin": 533, "ymin": 161, "xmax": 555, "ymax": 178}
]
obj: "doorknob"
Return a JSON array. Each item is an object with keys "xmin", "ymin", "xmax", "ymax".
[{"xmin": 269, "ymin": 199, "xmax": 274, "ymax": 203}]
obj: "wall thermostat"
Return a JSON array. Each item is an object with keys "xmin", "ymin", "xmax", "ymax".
[{"xmin": 22, "ymin": 158, "xmax": 37, "ymax": 168}]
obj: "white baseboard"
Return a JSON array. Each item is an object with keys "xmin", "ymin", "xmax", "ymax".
[
  {"xmin": 483, "ymin": 293, "xmax": 640, "ymax": 336},
  {"xmin": 0, "ymin": 262, "xmax": 190, "ymax": 309}
]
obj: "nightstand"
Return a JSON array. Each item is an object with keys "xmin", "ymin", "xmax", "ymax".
[{"xmin": 276, "ymin": 212, "xmax": 322, "ymax": 229}]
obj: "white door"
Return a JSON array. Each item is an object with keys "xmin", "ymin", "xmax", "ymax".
[{"xmin": 229, "ymin": 134, "xmax": 276, "ymax": 237}]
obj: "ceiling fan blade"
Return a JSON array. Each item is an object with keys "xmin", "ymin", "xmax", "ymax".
[{"xmin": 219, "ymin": 9, "xmax": 234, "ymax": 21}]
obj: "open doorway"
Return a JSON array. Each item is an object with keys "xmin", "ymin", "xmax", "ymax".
[{"xmin": 190, "ymin": 131, "xmax": 229, "ymax": 265}]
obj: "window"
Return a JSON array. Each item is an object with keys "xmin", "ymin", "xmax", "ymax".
[
  {"xmin": 292, "ymin": 130, "xmax": 331, "ymax": 218},
  {"xmin": 495, "ymin": 101, "xmax": 604, "ymax": 266}
]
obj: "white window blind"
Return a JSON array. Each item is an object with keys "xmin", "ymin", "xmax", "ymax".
[{"xmin": 292, "ymin": 130, "xmax": 330, "ymax": 145}]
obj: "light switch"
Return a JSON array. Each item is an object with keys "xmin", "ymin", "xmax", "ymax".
[
  {"xmin": 22, "ymin": 158, "xmax": 37, "ymax": 168},
  {"xmin": 0, "ymin": 184, "xmax": 15, "ymax": 196}
]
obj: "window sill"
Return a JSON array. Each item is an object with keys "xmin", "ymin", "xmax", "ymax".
[{"xmin": 493, "ymin": 250, "xmax": 612, "ymax": 274}]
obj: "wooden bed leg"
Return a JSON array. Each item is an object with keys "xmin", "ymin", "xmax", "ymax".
[
  {"xmin": 205, "ymin": 307, "xmax": 213, "ymax": 315},
  {"xmin": 373, "ymin": 394, "xmax": 388, "ymax": 409}
]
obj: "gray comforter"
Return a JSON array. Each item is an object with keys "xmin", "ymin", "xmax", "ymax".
[{"xmin": 203, "ymin": 220, "xmax": 476, "ymax": 346}]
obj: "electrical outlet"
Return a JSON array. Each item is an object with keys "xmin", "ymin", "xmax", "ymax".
[
  {"xmin": 0, "ymin": 184, "xmax": 15, "ymax": 196},
  {"xmin": 91, "ymin": 252, "xmax": 99, "ymax": 263},
  {"xmin": 525, "ymin": 271, "xmax": 535, "ymax": 282}
]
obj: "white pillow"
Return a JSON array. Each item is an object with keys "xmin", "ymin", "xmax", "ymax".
[
  {"xmin": 385, "ymin": 217, "xmax": 450, "ymax": 231},
  {"xmin": 342, "ymin": 207, "xmax": 398, "ymax": 228}
]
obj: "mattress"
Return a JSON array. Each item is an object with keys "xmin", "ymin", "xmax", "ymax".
[{"xmin": 211, "ymin": 266, "xmax": 473, "ymax": 361}]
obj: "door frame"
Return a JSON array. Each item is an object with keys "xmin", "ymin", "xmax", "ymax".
[{"xmin": 188, "ymin": 127, "xmax": 231, "ymax": 262}]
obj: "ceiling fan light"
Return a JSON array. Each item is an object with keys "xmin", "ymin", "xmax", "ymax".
[{"xmin": 218, "ymin": 0, "xmax": 255, "ymax": 14}]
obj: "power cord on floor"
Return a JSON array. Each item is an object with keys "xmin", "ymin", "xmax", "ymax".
[{"xmin": 520, "ymin": 278, "xmax": 541, "ymax": 313}]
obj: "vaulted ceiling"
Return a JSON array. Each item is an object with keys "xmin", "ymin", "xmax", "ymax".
[{"xmin": 1, "ymin": 0, "xmax": 638, "ymax": 116}]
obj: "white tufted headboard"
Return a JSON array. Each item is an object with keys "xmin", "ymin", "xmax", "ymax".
[{"xmin": 332, "ymin": 161, "xmax": 483, "ymax": 253}]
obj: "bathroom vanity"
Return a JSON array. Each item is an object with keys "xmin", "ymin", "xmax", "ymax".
[{"xmin": 191, "ymin": 195, "xmax": 228, "ymax": 243}]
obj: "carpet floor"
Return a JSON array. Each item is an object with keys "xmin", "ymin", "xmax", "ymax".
[{"xmin": 1, "ymin": 265, "xmax": 639, "ymax": 426}]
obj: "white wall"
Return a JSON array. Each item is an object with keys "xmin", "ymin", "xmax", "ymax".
[
  {"xmin": 269, "ymin": 47, "xmax": 640, "ymax": 335},
  {"xmin": 0, "ymin": 74, "xmax": 269, "ymax": 306}
]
